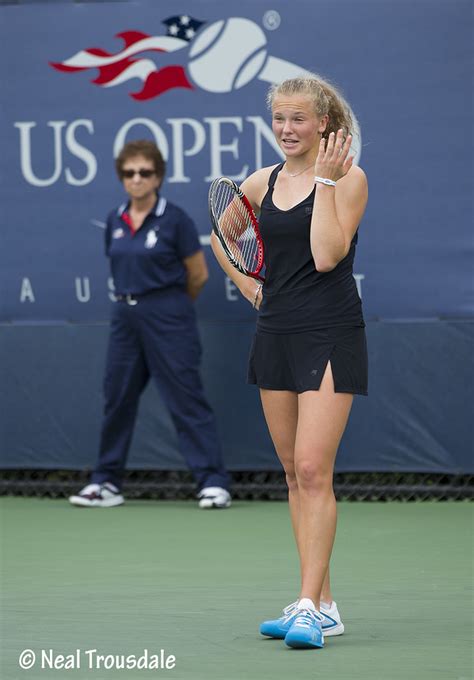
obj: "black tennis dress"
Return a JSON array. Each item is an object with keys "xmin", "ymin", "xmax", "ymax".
[{"xmin": 247, "ymin": 163, "xmax": 368, "ymax": 395}]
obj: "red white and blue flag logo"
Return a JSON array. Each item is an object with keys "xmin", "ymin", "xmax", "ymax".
[
  {"xmin": 50, "ymin": 14, "xmax": 315, "ymax": 100},
  {"xmin": 51, "ymin": 15, "xmax": 206, "ymax": 100}
]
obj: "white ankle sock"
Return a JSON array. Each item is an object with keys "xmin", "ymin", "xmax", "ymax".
[{"xmin": 297, "ymin": 597, "xmax": 316, "ymax": 611}]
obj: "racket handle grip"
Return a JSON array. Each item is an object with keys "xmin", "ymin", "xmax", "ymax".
[{"xmin": 252, "ymin": 283, "xmax": 263, "ymax": 309}]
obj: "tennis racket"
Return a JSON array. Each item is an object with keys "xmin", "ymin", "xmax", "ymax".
[{"xmin": 209, "ymin": 177, "xmax": 265, "ymax": 281}]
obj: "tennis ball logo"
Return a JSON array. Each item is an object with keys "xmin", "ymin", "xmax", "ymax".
[{"xmin": 188, "ymin": 18, "xmax": 268, "ymax": 93}]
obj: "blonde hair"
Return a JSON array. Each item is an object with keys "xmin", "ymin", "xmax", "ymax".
[{"xmin": 267, "ymin": 74, "xmax": 354, "ymax": 141}]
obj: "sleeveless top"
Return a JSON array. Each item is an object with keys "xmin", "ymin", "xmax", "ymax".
[{"xmin": 257, "ymin": 163, "xmax": 365, "ymax": 333}]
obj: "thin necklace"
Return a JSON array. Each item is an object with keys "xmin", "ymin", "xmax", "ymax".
[{"xmin": 285, "ymin": 163, "xmax": 314, "ymax": 177}]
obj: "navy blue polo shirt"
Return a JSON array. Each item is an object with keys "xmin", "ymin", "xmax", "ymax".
[{"xmin": 105, "ymin": 196, "xmax": 202, "ymax": 295}]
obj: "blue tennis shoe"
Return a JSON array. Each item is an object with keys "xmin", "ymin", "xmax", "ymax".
[
  {"xmin": 260, "ymin": 601, "xmax": 299, "ymax": 638},
  {"xmin": 260, "ymin": 599, "xmax": 344, "ymax": 639},
  {"xmin": 284, "ymin": 599, "xmax": 324, "ymax": 649}
]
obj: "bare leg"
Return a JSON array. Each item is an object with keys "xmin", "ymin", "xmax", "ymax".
[
  {"xmin": 259, "ymin": 389, "xmax": 300, "ymax": 578},
  {"xmin": 321, "ymin": 568, "xmax": 333, "ymax": 605},
  {"xmin": 260, "ymin": 384, "xmax": 343, "ymax": 608},
  {"xmin": 294, "ymin": 363, "xmax": 353, "ymax": 605}
]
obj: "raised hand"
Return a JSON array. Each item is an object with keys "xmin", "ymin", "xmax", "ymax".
[{"xmin": 314, "ymin": 129, "xmax": 353, "ymax": 182}]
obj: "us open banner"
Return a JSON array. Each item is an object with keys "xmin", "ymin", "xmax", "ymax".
[{"xmin": 1, "ymin": 0, "xmax": 472, "ymax": 323}]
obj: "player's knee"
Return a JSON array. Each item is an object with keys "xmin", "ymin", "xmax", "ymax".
[{"xmin": 295, "ymin": 457, "xmax": 332, "ymax": 491}]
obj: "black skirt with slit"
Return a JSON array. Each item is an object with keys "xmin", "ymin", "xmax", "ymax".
[{"xmin": 247, "ymin": 326, "xmax": 368, "ymax": 395}]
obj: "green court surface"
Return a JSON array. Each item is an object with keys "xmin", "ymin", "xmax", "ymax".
[{"xmin": 1, "ymin": 498, "xmax": 472, "ymax": 680}]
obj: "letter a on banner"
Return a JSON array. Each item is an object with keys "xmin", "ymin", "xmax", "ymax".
[{"xmin": 20, "ymin": 278, "xmax": 35, "ymax": 302}]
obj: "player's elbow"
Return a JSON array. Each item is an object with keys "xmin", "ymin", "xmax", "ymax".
[
  {"xmin": 314, "ymin": 256, "xmax": 338, "ymax": 273},
  {"xmin": 314, "ymin": 244, "xmax": 349, "ymax": 272}
]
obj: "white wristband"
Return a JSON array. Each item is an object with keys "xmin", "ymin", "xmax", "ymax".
[{"xmin": 314, "ymin": 176, "xmax": 336, "ymax": 187}]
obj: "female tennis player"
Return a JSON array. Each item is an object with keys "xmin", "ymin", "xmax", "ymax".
[{"xmin": 210, "ymin": 75, "xmax": 368, "ymax": 649}]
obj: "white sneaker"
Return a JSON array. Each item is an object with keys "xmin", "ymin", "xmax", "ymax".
[
  {"xmin": 197, "ymin": 486, "xmax": 231, "ymax": 509},
  {"xmin": 68, "ymin": 483, "xmax": 124, "ymax": 508},
  {"xmin": 320, "ymin": 601, "xmax": 345, "ymax": 636}
]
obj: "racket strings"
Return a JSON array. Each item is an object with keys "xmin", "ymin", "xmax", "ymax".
[{"xmin": 214, "ymin": 184, "xmax": 260, "ymax": 272}]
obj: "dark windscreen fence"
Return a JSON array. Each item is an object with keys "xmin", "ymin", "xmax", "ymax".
[
  {"xmin": 1, "ymin": 1, "xmax": 473, "ymax": 496},
  {"xmin": 0, "ymin": 470, "xmax": 472, "ymax": 502}
]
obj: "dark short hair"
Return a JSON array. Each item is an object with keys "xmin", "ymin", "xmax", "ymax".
[{"xmin": 115, "ymin": 139, "xmax": 166, "ymax": 179}]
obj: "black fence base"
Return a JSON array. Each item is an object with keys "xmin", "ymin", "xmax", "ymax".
[{"xmin": 0, "ymin": 470, "xmax": 472, "ymax": 501}]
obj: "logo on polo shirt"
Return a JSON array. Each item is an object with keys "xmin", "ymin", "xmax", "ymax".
[
  {"xmin": 145, "ymin": 229, "xmax": 158, "ymax": 249},
  {"xmin": 112, "ymin": 228, "xmax": 125, "ymax": 239}
]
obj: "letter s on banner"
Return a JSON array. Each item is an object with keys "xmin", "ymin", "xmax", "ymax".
[{"xmin": 65, "ymin": 120, "xmax": 97, "ymax": 186}]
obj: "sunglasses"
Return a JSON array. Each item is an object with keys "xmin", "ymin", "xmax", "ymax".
[{"xmin": 121, "ymin": 169, "xmax": 156, "ymax": 179}]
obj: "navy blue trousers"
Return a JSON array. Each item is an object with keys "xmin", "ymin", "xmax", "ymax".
[{"xmin": 92, "ymin": 289, "xmax": 230, "ymax": 492}]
